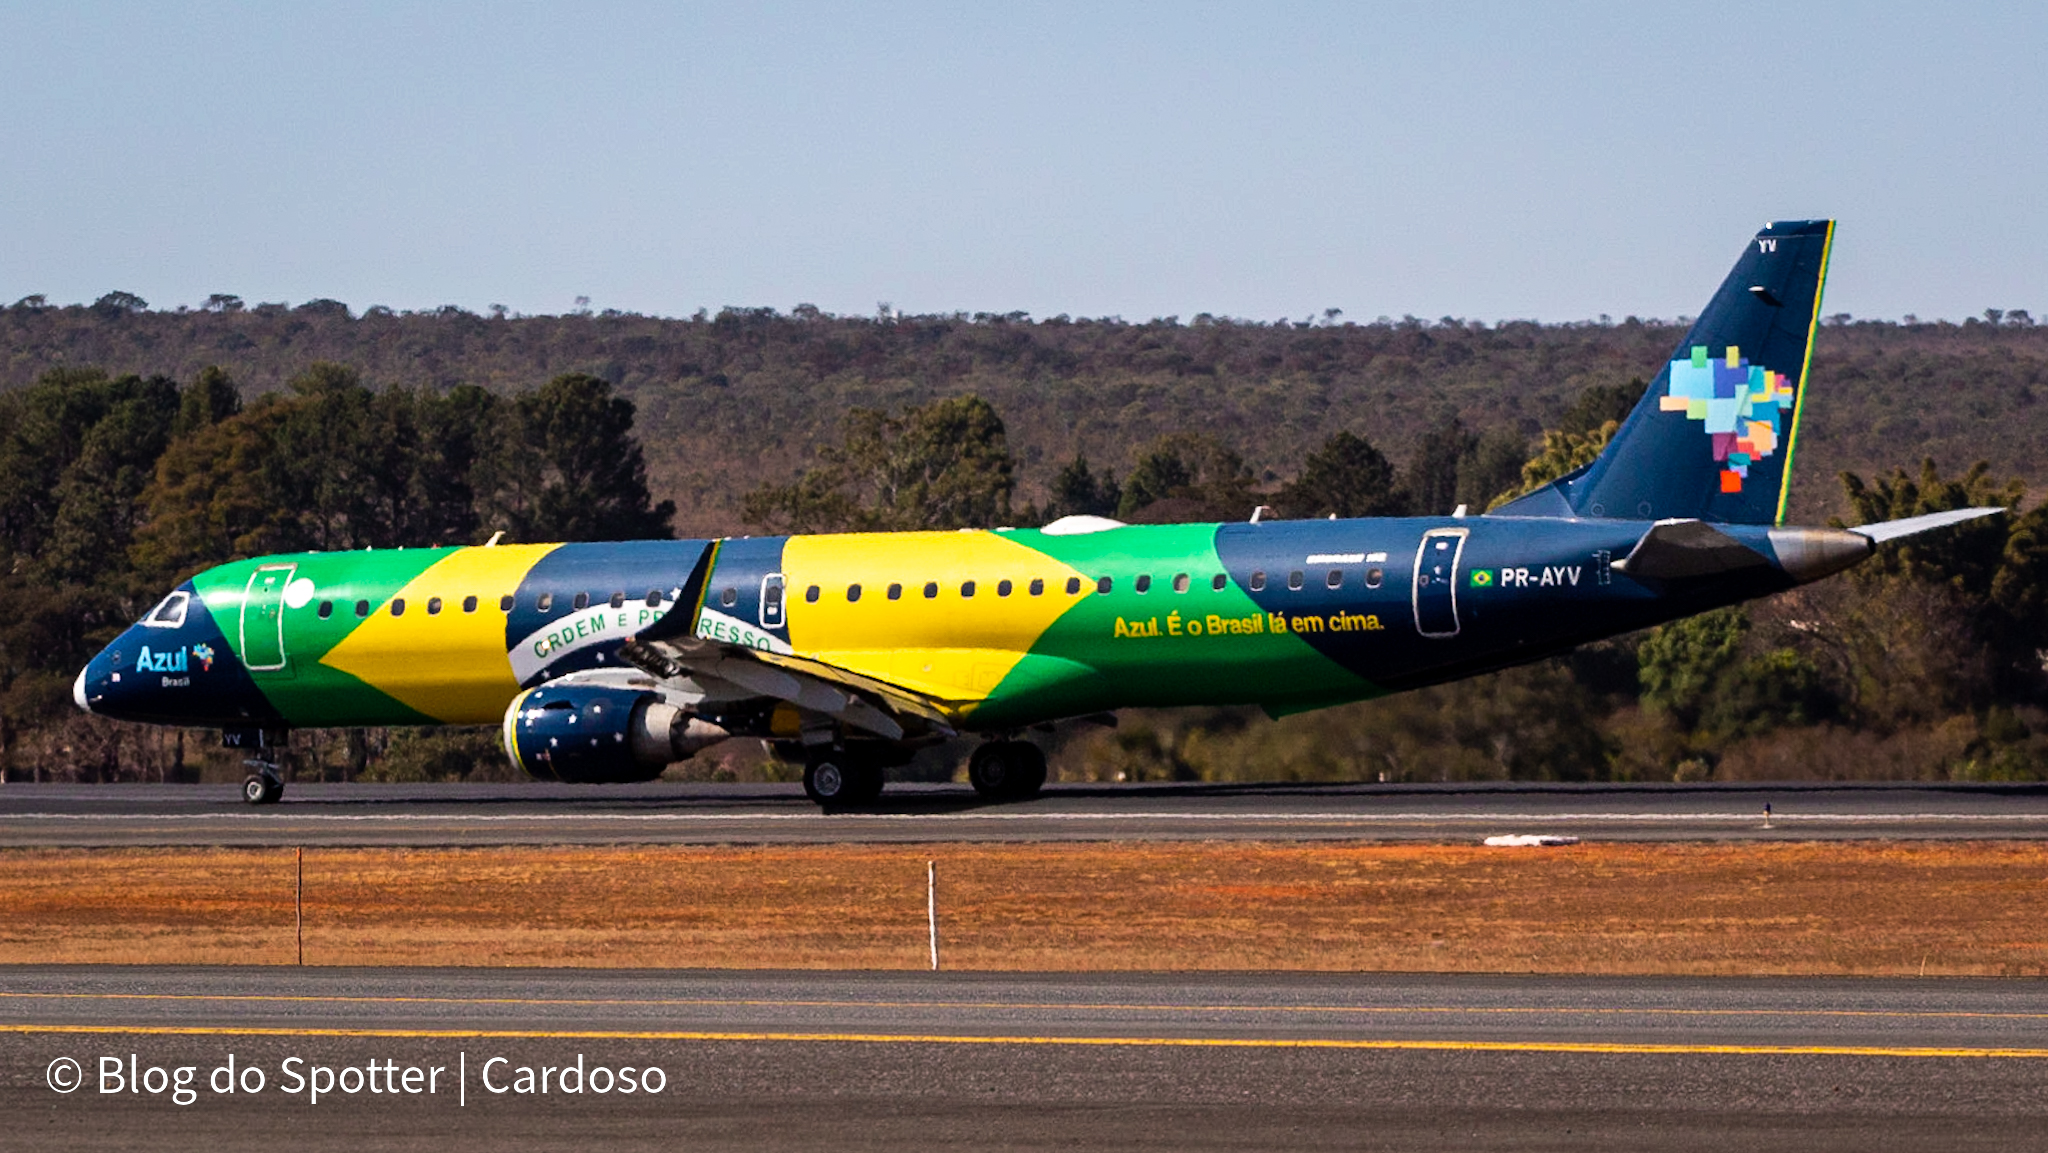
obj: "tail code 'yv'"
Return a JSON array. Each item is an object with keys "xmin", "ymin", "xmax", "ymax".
[{"xmin": 1496, "ymin": 219, "xmax": 1835, "ymax": 526}]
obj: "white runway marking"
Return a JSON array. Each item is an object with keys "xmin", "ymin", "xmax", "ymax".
[{"xmin": 5, "ymin": 811, "xmax": 2047, "ymax": 823}]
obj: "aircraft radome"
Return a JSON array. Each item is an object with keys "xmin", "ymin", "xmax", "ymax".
[{"xmin": 75, "ymin": 220, "xmax": 2002, "ymax": 807}]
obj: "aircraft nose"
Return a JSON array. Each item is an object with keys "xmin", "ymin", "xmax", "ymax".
[{"xmin": 73, "ymin": 665, "xmax": 91, "ymax": 713}]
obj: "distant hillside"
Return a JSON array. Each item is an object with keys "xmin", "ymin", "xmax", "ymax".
[{"xmin": 6, "ymin": 301, "xmax": 2044, "ymax": 534}]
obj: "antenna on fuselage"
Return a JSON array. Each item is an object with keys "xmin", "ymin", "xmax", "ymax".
[{"xmin": 484, "ymin": 531, "xmax": 505, "ymax": 547}]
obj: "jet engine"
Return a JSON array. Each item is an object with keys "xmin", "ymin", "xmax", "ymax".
[{"xmin": 502, "ymin": 684, "xmax": 730, "ymax": 784}]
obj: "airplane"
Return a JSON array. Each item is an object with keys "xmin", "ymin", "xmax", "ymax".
[{"xmin": 72, "ymin": 219, "xmax": 2002, "ymax": 807}]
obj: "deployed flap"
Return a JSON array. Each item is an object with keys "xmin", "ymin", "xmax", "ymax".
[
  {"xmin": 1612, "ymin": 518, "xmax": 1772, "ymax": 580},
  {"xmin": 619, "ymin": 632, "xmax": 960, "ymax": 741}
]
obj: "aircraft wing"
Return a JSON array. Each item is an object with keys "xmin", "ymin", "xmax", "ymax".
[{"xmin": 618, "ymin": 632, "xmax": 961, "ymax": 742}]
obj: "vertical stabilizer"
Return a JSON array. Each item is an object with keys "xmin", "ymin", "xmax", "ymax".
[{"xmin": 1496, "ymin": 220, "xmax": 1834, "ymax": 525}]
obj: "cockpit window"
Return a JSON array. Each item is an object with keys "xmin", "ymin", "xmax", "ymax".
[{"xmin": 142, "ymin": 591, "xmax": 189, "ymax": 629}]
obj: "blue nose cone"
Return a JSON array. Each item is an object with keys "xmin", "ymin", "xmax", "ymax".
[{"xmin": 78, "ymin": 587, "xmax": 283, "ymax": 728}]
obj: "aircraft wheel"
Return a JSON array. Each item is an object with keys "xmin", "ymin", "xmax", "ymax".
[
  {"xmin": 970, "ymin": 741, "xmax": 1044, "ymax": 801},
  {"xmin": 804, "ymin": 757, "xmax": 862, "ymax": 808},
  {"xmin": 241, "ymin": 774, "xmax": 283, "ymax": 806}
]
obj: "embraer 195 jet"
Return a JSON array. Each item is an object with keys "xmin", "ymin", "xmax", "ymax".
[{"xmin": 73, "ymin": 221, "xmax": 1999, "ymax": 807}]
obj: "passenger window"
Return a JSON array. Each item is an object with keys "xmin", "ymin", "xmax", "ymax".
[
  {"xmin": 961, "ymin": 580, "xmax": 976, "ymax": 597},
  {"xmin": 1029, "ymin": 578, "xmax": 1045, "ymax": 596},
  {"xmin": 923, "ymin": 581, "xmax": 938, "ymax": 599},
  {"xmin": 427, "ymin": 597, "xmax": 443, "ymax": 615},
  {"xmin": 645, "ymin": 590, "xmax": 662, "ymax": 607},
  {"xmin": 805, "ymin": 585, "xmax": 820, "ymax": 603},
  {"xmin": 609, "ymin": 591, "xmax": 626, "ymax": 609},
  {"xmin": 997, "ymin": 579, "xmax": 1013, "ymax": 597},
  {"xmin": 848, "ymin": 584, "xmax": 862, "ymax": 602},
  {"xmin": 1250, "ymin": 571, "xmax": 1267, "ymax": 592},
  {"xmin": 1097, "ymin": 576, "xmax": 1113, "ymax": 594},
  {"xmin": 463, "ymin": 595, "xmax": 479, "ymax": 613},
  {"xmin": 1065, "ymin": 577, "xmax": 1082, "ymax": 595},
  {"xmin": 317, "ymin": 600, "xmax": 333, "ymax": 619},
  {"xmin": 391, "ymin": 598, "xmax": 406, "ymax": 616},
  {"xmin": 888, "ymin": 583, "xmax": 903, "ymax": 600},
  {"xmin": 355, "ymin": 600, "xmax": 370, "ymax": 617},
  {"xmin": 719, "ymin": 588, "xmax": 737, "ymax": 607},
  {"xmin": 1134, "ymin": 574, "xmax": 1151, "ymax": 593},
  {"xmin": 1326, "ymin": 570, "xmax": 1343, "ymax": 589},
  {"xmin": 1366, "ymin": 567, "xmax": 1384, "ymax": 589},
  {"xmin": 573, "ymin": 592, "xmax": 590, "ymax": 611},
  {"xmin": 1289, "ymin": 571, "xmax": 1305, "ymax": 591},
  {"xmin": 1212, "ymin": 573, "xmax": 1227, "ymax": 591},
  {"xmin": 500, "ymin": 595, "xmax": 514, "ymax": 611},
  {"xmin": 1172, "ymin": 573, "xmax": 1190, "ymax": 593},
  {"xmin": 538, "ymin": 593, "xmax": 554, "ymax": 612}
]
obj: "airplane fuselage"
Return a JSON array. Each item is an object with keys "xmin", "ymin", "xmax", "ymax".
[{"xmin": 76, "ymin": 515, "xmax": 1806, "ymax": 735}]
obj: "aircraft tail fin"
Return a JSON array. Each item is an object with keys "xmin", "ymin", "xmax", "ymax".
[{"xmin": 1495, "ymin": 219, "xmax": 1835, "ymax": 525}]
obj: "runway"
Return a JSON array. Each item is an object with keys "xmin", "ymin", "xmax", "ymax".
[
  {"xmin": 3, "ymin": 780, "xmax": 2048, "ymax": 846},
  {"xmin": 5, "ymin": 967, "xmax": 2046, "ymax": 1150}
]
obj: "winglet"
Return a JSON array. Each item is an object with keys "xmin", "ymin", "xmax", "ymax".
[{"xmin": 638, "ymin": 541, "xmax": 719, "ymax": 643}]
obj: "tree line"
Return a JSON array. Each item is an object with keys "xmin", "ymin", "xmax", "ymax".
[
  {"xmin": 0, "ymin": 363, "xmax": 672, "ymax": 780},
  {"xmin": 5, "ymin": 297, "xmax": 2045, "ymax": 537}
]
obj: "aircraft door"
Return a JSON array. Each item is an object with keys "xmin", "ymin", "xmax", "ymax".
[
  {"xmin": 241, "ymin": 564, "xmax": 294, "ymax": 671},
  {"xmin": 759, "ymin": 573, "xmax": 786, "ymax": 629},
  {"xmin": 1412, "ymin": 528, "xmax": 1467, "ymax": 638}
]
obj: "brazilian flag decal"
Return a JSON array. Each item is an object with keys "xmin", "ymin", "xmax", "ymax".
[{"xmin": 1469, "ymin": 570, "xmax": 1493, "ymax": 588}]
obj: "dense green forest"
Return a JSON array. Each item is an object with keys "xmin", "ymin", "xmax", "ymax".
[
  {"xmin": 2, "ymin": 294, "xmax": 2045, "ymax": 784},
  {"xmin": 7, "ymin": 296, "xmax": 2045, "ymax": 532}
]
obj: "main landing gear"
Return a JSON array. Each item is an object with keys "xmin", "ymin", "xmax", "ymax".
[
  {"xmin": 968, "ymin": 740, "xmax": 1046, "ymax": 802},
  {"xmin": 803, "ymin": 754, "xmax": 885, "ymax": 808}
]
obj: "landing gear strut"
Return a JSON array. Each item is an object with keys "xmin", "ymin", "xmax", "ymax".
[
  {"xmin": 226, "ymin": 728, "xmax": 287, "ymax": 806},
  {"xmin": 804, "ymin": 753, "xmax": 885, "ymax": 808},
  {"xmin": 968, "ymin": 741, "xmax": 1046, "ymax": 802}
]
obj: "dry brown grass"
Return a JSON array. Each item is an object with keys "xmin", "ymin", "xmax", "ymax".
[{"xmin": 2, "ymin": 841, "xmax": 2046, "ymax": 976}]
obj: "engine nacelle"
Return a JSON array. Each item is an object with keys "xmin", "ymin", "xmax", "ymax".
[{"xmin": 502, "ymin": 685, "xmax": 730, "ymax": 784}]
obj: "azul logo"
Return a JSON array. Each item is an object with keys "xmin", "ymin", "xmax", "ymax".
[
  {"xmin": 135, "ymin": 645, "xmax": 191, "ymax": 673},
  {"xmin": 191, "ymin": 643, "xmax": 215, "ymax": 672},
  {"xmin": 1658, "ymin": 344, "xmax": 1793, "ymax": 495}
]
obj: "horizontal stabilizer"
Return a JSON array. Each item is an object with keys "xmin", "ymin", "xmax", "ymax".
[
  {"xmin": 1853, "ymin": 506, "xmax": 2006, "ymax": 543},
  {"xmin": 1612, "ymin": 519, "xmax": 1772, "ymax": 580}
]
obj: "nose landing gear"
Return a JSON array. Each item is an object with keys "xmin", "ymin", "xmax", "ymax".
[
  {"xmin": 226, "ymin": 727, "xmax": 288, "ymax": 806},
  {"xmin": 241, "ymin": 771, "xmax": 284, "ymax": 805}
]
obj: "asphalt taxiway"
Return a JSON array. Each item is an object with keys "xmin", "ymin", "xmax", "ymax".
[
  {"xmin": 3, "ymin": 780, "xmax": 2048, "ymax": 846},
  {"xmin": 5, "ymin": 967, "xmax": 2046, "ymax": 1150}
]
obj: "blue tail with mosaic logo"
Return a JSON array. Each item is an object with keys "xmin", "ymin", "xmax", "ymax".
[{"xmin": 1496, "ymin": 219, "xmax": 1835, "ymax": 526}]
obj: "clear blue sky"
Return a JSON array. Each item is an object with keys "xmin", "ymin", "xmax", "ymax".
[{"xmin": 2, "ymin": 2, "xmax": 2041, "ymax": 322}]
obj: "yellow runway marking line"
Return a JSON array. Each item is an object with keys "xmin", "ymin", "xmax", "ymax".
[
  {"xmin": 3, "ymin": 1023, "xmax": 2047, "ymax": 1059},
  {"xmin": 5, "ymin": 990, "xmax": 2048, "ymax": 1023}
]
